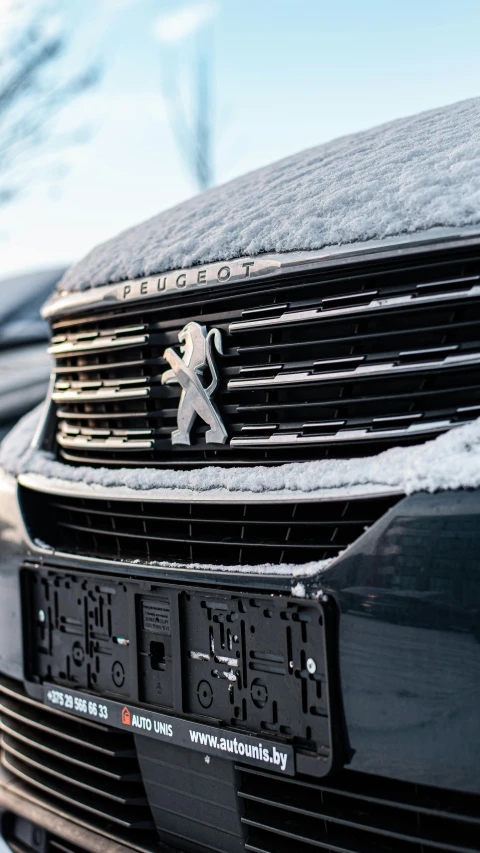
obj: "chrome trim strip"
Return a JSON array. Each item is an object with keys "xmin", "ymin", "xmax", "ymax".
[
  {"xmin": 52, "ymin": 387, "xmax": 149, "ymax": 402},
  {"xmin": 230, "ymin": 419, "xmax": 467, "ymax": 447},
  {"xmin": 55, "ymin": 376, "xmax": 148, "ymax": 390},
  {"xmin": 373, "ymin": 413, "xmax": 422, "ymax": 423},
  {"xmin": 48, "ymin": 333, "xmax": 147, "ymax": 356},
  {"xmin": 57, "ymin": 434, "xmax": 154, "ymax": 451},
  {"xmin": 42, "ymin": 226, "xmax": 480, "ymax": 319},
  {"xmin": 44, "ymin": 256, "xmax": 283, "ymax": 319},
  {"xmin": 229, "ymin": 279, "xmax": 480, "ymax": 333},
  {"xmin": 18, "ymin": 471, "xmax": 404, "ymax": 503},
  {"xmin": 51, "ymin": 324, "xmax": 147, "ymax": 343},
  {"xmin": 228, "ymin": 351, "xmax": 480, "ymax": 390},
  {"xmin": 59, "ymin": 422, "xmax": 154, "ymax": 437},
  {"xmin": 56, "ymin": 407, "xmax": 147, "ymax": 420}
]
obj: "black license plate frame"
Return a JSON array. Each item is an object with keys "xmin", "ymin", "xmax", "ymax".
[{"xmin": 22, "ymin": 564, "xmax": 341, "ymax": 777}]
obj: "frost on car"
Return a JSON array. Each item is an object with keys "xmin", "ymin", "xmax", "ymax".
[{"xmin": 1, "ymin": 99, "xmax": 480, "ymax": 853}]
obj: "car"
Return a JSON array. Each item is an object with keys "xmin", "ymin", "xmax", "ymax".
[
  {"xmin": 0, "ymin": 268, "xmax": 66, "ymax": 440},
  {"xmin": 0, "ymin": 99, "xmax": 480, "ymax": 853}
]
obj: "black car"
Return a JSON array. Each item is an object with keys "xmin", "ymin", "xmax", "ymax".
[{"xmin": 0, "ymin": 101, "xmax": 480, "ymax": 853}]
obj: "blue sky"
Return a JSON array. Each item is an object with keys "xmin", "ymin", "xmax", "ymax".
[{"xmin": 1, "ymin": 0, "xmax": 480, "ymax": 275}]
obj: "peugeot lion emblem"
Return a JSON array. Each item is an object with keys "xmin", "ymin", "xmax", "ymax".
[{"xmin": 162, "ymin": 322, "xmax": 228, "ymax": 445}]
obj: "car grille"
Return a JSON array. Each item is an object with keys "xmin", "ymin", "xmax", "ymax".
[
  {"xmin": 20, "ymin": 486, "xmax": 402, "ymax": 565},
  {"xmin": 238, "ymin": 765, "xmax": 480, "ymax": 853},
  {"xmin": 48, "ymin": 243, "xmax": 480, "ymax": 468},
  {"xmin": 0, "ymin": 677, "xmax": 156, "ymax": 847}
]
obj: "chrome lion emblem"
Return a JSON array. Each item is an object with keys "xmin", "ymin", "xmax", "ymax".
[{"xmin": 161, "ymin": 322, "xmax": 228, "ymax": 445}]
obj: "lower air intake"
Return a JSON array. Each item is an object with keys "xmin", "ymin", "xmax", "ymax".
[
  {"xmin": 0, "ymin": 677, "xmax": 156, "ymax": 848},
  {"xmin": 19, "ymin": 486, "xmax": 402, "ymax": 565},
  {"xmin": 238, "ymin": 766, "xmax": 480, "ymax": 853}
]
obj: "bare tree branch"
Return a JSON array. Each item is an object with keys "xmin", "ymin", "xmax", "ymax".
[
  {"xmin": 0, "ymin": 2, "xmax": 100, "ymax": 206},
  {"xmin": 160, "ymin": 36, "xmax": 214, "ymax": 193}
]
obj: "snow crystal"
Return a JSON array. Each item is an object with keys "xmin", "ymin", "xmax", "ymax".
[
  {"xmin": 291, "ymin": 582, "xmax": 306, "ymax": 598},
  {"xmin": 57, "ymin": 97, "xmax": 480, "ymax": 293},
  {"xmin": 3, "ymin": 405, "xmax": 480, "ymax": 500}
]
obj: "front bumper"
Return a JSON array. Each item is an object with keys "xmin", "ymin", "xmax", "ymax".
[{"xmin": 1, "ymin": 473, "xmax": 480, "ymax": 852}]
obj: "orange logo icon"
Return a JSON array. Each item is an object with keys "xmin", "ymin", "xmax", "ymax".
[{"xmin": 122, "ymin": 706, "xmax": 131, "ymax": 726}]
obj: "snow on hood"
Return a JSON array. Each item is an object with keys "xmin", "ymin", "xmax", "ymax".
[
  {"xmin": 3, "ymin": 406, "xmax": 480, "ymax": 500},
  {"xmin": 57, "ymin": 97, "xmax": 480, "ymax": 293}
]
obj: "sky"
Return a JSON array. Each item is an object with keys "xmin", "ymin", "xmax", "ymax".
[{"xmin": 1, "ymin": 0, "xmax": 480, "ymax": 277}]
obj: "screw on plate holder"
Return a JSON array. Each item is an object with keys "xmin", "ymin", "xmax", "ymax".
[
  {"xmin": 72, "ymin": 641, "xmax": 85, "ymax": 666},
  {"xmin": 306, "ymin": 657, "xmax": 317, "ymax": 674},
  {"xmin": 112, "ymin": 660, "xmax": 125, "ymax": 687},
  {"xmin": 197, "ymin": 680, "xmax": 213, "ymax": 709}
]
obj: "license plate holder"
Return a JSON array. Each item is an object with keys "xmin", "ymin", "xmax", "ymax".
[{"xmin": 22, "ymin": 565, "xmax": 340, "ymax": 776}]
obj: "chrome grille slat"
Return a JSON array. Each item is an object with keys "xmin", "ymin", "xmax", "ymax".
[
  {"xmin": 52, "ymin": 387, "xmax": 150, "ymax": 403},
  {"xmin": 56, "ymin": 434, "xmax": 154, "ymax": 451},
  {"xmin": 237, "ymin": 315, "xmax": 480, "ymax": 359},
  {"xmin": 229, "ymin": 277, "xmax": 480, "ymax": 333},
  {"xmin": 231, "ymin": 418, "xmax": 470, "ymax": 447},
  {"xmin": 56, "ymin": 407, "xmax": 152, "ymax": 420},
  {"xmin": 48, "ymin": 333, "xmax": 148, "ymax": 356},
  {"xmin": 236, "ymin": 382, "xmax": 480, "ymax": 410},
  {"xmin": 56, "ymin": 377, "xmax": 149, "ymax": 389},
  {"xmin": 228, "ymin": 351, "xmax": 480, "ymax": 390},
  {"xmin": 58, "ymin": 422, "xmax": 155, "ymax": 436},
  {"xmin": 51, "ymin": 323, "xmax": 148, "ymax": 342},
  {"xmin": 48, "ymin": 246, "xmax": 480, "ymax": 467}
]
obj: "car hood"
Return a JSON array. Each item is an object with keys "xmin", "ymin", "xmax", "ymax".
[{"xmin": 56, "ymin": 97, "xmax": 480, "ymax": 294}]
